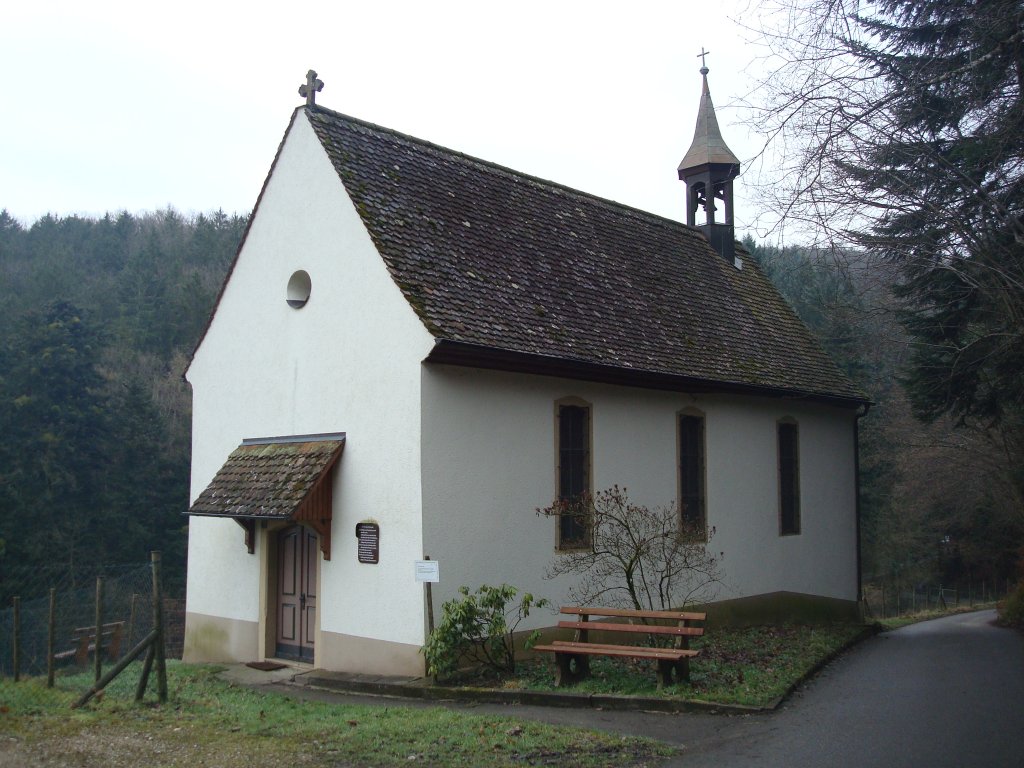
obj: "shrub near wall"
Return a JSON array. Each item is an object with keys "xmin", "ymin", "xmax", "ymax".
[{"xmin": 422, "ymin": 585, "xmax": 548, "ymax": 678}]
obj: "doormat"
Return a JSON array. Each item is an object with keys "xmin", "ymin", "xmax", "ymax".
[{"xmin": 246, "ymin": 661, "xmax": 289, "ymax": 671}]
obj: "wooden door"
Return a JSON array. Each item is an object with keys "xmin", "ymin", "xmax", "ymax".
[{"xmin": 276, "ymin": 525, "xmax": 317, "ymax": 662}]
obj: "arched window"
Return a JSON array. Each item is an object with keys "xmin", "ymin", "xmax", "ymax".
[
  {"xmin": 555, "ymin": 398, "xmax": 591, "ymax": 549},
  {"xmin": 778, "ymin": 418, "xmax": 800, "ymax": 535},
  {"xmin": 678, "ymin": 409, "xmax": 707, "ymax": 534}
]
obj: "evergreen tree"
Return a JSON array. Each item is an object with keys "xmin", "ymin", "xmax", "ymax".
[
  {"xmin": 0, "ymin": 208, "xmax": 247, "ymax": 599},
  {"xmin": 0, "ymin": 302, "xmax": 111, "ymax": 583},
  {"xmin": 848, "ymin": 1, "xmax": 1024, "ymax": 429},
  {"xmin": 754, "ymin": 0, "xmax": 1024, "ymax": 425}
]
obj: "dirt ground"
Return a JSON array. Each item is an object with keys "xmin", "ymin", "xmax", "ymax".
[{"xmin": 0, "ymin": 726, "xmax": 327, "ymax": 768}]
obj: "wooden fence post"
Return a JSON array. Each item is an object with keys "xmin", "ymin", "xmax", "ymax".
[
  {"xmin": 126, "ymin": 593, "xmax": 138, "ymax": 648},
  {"xmin": 151, "ymin": 551, "xmax": 167, "ymax": 703},
  {"xmin": 47, "ymin": 588, "xmax": 56, "ymax": 688},
  {"xmin": 134, "ymin": 644, "xmax": 155, "ymax": 702},
  {"xmin": 73, "ymin": 629, "xmax": 157, "ymax": 709},
  {"xmin": 12, "ymin": 597, "xmax": 20, "ymax": 683},
  {"xmin": 69, "ymin": 555, "xmax": 168, "ymax": 708},
  {"xmin": 94, "ymin": 576, "xmax": 104, "ymax": 684}
]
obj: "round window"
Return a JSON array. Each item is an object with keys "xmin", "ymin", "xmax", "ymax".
[{"xmin": 286, "ymin": 270, "xmax": 311, "ymax": 309}]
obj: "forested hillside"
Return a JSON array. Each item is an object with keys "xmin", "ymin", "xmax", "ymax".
[
  {"xmin": 0, "ymin": 207, "xmax": 1017, "ymax": 607},
  {"xmin": 0, "ymin": 209, "xmax": 247, "ymax": 600}
]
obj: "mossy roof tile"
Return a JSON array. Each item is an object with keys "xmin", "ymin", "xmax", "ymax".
[
  {"xmin": 188, "ymin": 438, "xmax": 344, "ymax": 518},
  {"xmin": 296, "ymin": 107, "xmax": 864, "ymax": 405}
]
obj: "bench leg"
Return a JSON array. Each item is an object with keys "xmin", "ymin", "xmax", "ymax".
[
  {"xmin": 553, "ymin": 653, "xmax": 572, "ymax": 687},
  {"xmin": 656, "ymin": 659, "xmax": 674, "ymax": 689},
  {"xmin": 576, "ymin": 655, "xmax": 590, "ymax": 679},
  {"xmin": 552, "ymin": 653, "xmax": 591, "ymax": 687},
  {"xmin": 675, "ymin": 656, "xmax": 690, "ymax": 684},
  {"xmin": 656, "ymin": 659, "xmax": 692, "ymax": 689}
]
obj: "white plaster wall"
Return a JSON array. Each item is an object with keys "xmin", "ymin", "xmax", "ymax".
[
  {"xmin": 704, "ymin": 398, "xmax": 858, "ymax": 600},
  {"xmin": 420, "ymin": 366, "xmax": 858, "ymax": 625},
  {"xmin": 186, "ymin": 111, "xmax": 435, "ymax": 647}
]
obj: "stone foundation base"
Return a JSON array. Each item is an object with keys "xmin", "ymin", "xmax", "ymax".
[
  {"xmin": 182, "ymin": 612, "xmax": 259, "ymax": 663},
  {"xmin": 317, "ymin": 629, "xmax": 425, "ymax": 677},
  {"xmin": 703, "ymin": 591, "xmax": 861, "ymax": 626},
  {"xmin": 182, "ymin": 611, "xmax": 424, "ymax": 676}
]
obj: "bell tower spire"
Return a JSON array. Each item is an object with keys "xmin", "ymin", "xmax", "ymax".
[{"xmin": 678, "ymin": 51, "xmax": 740, "ymax": 262}]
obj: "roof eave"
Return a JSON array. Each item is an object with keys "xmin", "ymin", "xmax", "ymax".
[{"xmin": 424, "ymin": 339, "xmax": 870, "ymax": 409}]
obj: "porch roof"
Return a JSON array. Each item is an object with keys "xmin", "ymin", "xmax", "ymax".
[{"xmin": 186, "ymin": 433, "xmax": 345, "ymax": 559}]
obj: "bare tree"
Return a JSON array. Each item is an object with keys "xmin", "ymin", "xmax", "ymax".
[
  {"xmin": 747, "ymin": 1, "xmax": 1024, "ymax": 252},
  {"xmin": 538, "ymin": 487, "xmax": 723, "ymax": 612}
]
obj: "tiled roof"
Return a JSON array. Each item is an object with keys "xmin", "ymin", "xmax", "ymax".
[
  {"xmin": 188, "ymin": 437, "xmax": 345, "ymax": 518},
  {"xmin": 304, "ymin": 107, "xmax": 865, "ymax": 405}
]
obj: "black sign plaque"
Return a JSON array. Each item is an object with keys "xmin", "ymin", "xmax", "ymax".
[{"xmin": 355, "ymin": 522, "xmax": 380, "ymax": 564}]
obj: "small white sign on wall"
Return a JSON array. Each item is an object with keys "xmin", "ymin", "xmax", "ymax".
[{"xmin": 414, "ymin": 559, "xmax": 440, "ymax": 583}]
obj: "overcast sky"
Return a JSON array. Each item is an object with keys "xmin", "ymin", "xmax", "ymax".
[{"xmin": 2, "ymin": 0, "xmax": 773, "ymax": 235}]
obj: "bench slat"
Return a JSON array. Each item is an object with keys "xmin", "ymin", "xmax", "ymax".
[
  {"xmin": 71, "ymin": 622, "xmax": 125, "ymax": 637},
  {"xmin": 561, "ymin": 606, "xmax": 706, "ymax": 621},
  {"xmin": 547, "ymin": 640, "xmax": 699, "ymax": 658},
  {"xmin": 58, "ymin": 621, "xmax": 125, "ymax": 666},
  {"xmin": 557, "ymin": 620, "xmax": 703, "ymax": 636},
  {"xmin": 534, "ymin": 642, "xmax": 697, "ymax": 661}
]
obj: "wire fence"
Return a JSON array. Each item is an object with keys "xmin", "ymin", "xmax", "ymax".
[
  {"xmin": 0, "ymin": 561, "xmax": 184, "ymax": 684},
  {"xmin": 862, "ymin": 578, "xmax": 1015, "ymax": 620}
]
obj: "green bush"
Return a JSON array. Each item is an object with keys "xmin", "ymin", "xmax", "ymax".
[
  {"xmin": 422, "ymin": 585, "xmax": 549, "ymax": 678},
  {"xmin": 997, "ymin": 580, "xmax": 1024, "ymax": 629}
]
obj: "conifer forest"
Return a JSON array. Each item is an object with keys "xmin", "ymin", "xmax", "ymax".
[{"xmin": 0, "ymin": 209, "xmax": 247, "ymax": 601}]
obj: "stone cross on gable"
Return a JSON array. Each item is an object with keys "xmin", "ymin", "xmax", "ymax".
[
  {"xmin": 299, "ymin": 70, "xmax": 324, "ymax": 106},
  {"xmin": 698, "ymin": 47, "xmax": 711, "ymax": 74}
]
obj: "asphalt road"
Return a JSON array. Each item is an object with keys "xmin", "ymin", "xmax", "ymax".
[
  {"xmin": 674, "ymin": 609, "xmax": 1024, "ymax": 767},
  {"xmin": 265, "ymin": 610, "xmax": 1023, "ymax": 767}
]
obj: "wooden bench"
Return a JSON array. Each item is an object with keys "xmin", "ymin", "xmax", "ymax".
[
  {"xmin": 533, "ymin": 606, "xmax": 706, "ymax": 688},
  {"xmin": 54, "ymin": 622, "xmax": 125, "ymax": 666}
]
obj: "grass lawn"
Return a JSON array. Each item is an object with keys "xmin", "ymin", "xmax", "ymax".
[
  {"xmin": 447, "ymin": 623, "xmax": 870, "ymax": 708},
  {"xmin": 0, "ymin": 622, "xmax": 877, "ymax": 765},
  {"xmin": 0, "ymin": 663, "xmax": 672, "ymax": 767},
  {"xmin": 875, "ymin": 602, "xmax": 998, "ymax": 631}
]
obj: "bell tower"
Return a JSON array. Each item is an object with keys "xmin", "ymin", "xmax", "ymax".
[{"xmin": 678, "ymin": 53, "xmax": 740, "ymax": 262}]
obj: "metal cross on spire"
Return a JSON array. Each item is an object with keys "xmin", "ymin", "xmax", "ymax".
[
  {"xmin": 299, "ymin": 70, "xmax": 324, "ymax": 107},
  {"xmin": 697, "ymin": 47, "xmax": 711, "ymax": 75}
]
